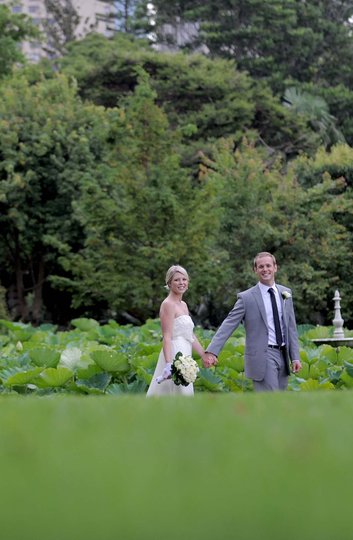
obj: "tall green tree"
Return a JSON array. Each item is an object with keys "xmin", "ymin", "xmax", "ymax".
[
  {"xmin": 293, "ymin": 143, "xmax": 353, "ymax": 323},
  {"xmin": 151, "ymin": 0, "xmax": 353, "ymax": 91},
  {"xmin": 0, "ymin": 74, "xmax": 110, "ymax": 323},
  {"xmin": 43, "ymin": 0, "xmax": 80, "ymax": 57},
  {"xmin": 55, "ymin": 71, "xmax": 219, "ymax": 322},
  {"xmin": 298, "ymin": 82, "xmax": 353, "ymax": 148},
  {"xmin": 60, "ymin": 32, "xmax": 322, "ymax": 162},
  {"xmin": 203, "ymin": 138, "xmax": 351, "ymax": 325},
  {"xmin": 283, "ymin": 87, "xmax": 345, "ymax": 149},
  {"xmin": 98, "ymin": 0, "xmax": 151, "ymax": 35}
]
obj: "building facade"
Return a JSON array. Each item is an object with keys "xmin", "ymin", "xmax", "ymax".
[{"xmin": 0, "ymin": 0, "xmax": 115, "ymax": 61}]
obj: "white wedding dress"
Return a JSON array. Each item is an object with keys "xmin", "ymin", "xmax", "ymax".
[{"xmin": 146, "ymin": 315, "xmax": 195, "ymax": 396}]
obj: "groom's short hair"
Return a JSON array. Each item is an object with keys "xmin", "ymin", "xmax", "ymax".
[{"xmin": 253, "ymin": 252, "xmax": 277, "ymax": 269}]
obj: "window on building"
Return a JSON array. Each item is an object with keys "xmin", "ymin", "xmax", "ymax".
[{"xmin": 29, "ymin": 52, "xmax": 41, "ymax": 62}]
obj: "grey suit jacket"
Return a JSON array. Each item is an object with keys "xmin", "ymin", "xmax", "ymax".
[{"xmin": 207, "ymin": 283, "xmax": 300, "ymax": 381}]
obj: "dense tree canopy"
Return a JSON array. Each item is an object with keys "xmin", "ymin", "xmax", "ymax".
[
  {"xmin": 1, "ymin": 3, "xmax": 353, "ymax": 327},
  {"xmin": 53, "ymin": 72, "xmax": 220, "ymax": 322},
  {"xmin": 59, "ymin": 33, "xmax": 323, "ymax": 162},
  {"xmin": 0, "ymin": 74, "xmax": 110, "ymax": 323},
  {"xmin": 151, "ymin": 0, "xmax": 353, "ymax": 90},
  {"xmin": 202, "ymin": 138, "xmax": 353, "ymax": 325}
]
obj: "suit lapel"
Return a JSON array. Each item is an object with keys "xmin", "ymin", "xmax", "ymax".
[
  {"xmin": 252, "ymin": 283, "xmax": 268, "ymax": 328},
  {"xmin": 277, "ymin": 285, "xmax": 289, "ymax": 328}
]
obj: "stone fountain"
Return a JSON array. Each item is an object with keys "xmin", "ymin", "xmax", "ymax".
[{"xmin": 311, "ymin": 290, "xmax": 353, "ymax": 348}]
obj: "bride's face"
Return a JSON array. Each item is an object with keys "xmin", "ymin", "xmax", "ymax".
[{"xmin": 170, "ymin": 272, "xmax": 189, "ymax": 295}]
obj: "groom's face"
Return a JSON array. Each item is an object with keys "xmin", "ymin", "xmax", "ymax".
[{"xmin": 254, "ymin": 256, "xmax": 277, "ymax": 286}]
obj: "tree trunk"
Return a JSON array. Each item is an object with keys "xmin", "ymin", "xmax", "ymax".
[
  {"xmin": 32, "ymin": 257, "xmax": 45, "ymax": 325},
  {"xmin": 15, "ymin": 254, "xmax": 29, "ymax": 321}
]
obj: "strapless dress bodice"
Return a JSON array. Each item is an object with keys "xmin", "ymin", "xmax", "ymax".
[{"xmin": 172, "ymin": 315, "xmax": 194, "ymax": 344}]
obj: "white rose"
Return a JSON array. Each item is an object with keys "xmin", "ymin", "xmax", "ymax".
[{"xmin": 282, "ymin": 291, "xmax": 292, "ymax": 300}]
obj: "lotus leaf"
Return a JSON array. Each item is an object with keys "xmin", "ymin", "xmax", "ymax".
[
  {"xmin": 29, "ymin": 348, "xmax": 60, "ymax": 367},
  {"xmin": 300, "ymin": 378, "xmax": 335, "ymax": 391},
  {"xmin": 0, "ymin": 320, "xmax": 35, "ymax": 337},
  {"xmin": 219, "ymin": 367, "xmax": 249, "ymax": 392},
  {"xmin": 33, "ymin": 367, "xmax": 74, "ymax": 388},
  {"xmin": 75, "ymin": 372, "xmax": 111, "ymax": 394},
  {"xmin": 3, "ymin": 367, "xmax": 43, "ymax": 387},
  {"xmin": 194, "ymin": 367, "xmax": 223, "ymax": 392},
  {"xmin": 135, "ymin": 366, "xmax": 153, "ymax": 385},
  {"xmin": 76, "ymin": 364, "xmax": 102, "ymax": 379},
  {"xmin": 130, "ymin": 353, "xmax": 157, "ymax": 370},
  {"xmin": 136, "ymin": 343, "xmax": 161, "ymax": 356},
  {"xmin": 309, "ymin": 364, "xmax": 323, "ymax": 380},
  {"xmin": 27, "ymin": 331, "xmax": 55, "ymax": 345},
  {"xmin": 71, "ymin": 318, "xmax": 100, "ymax": 332},
  {"xmin": 106, "ymin": 380, "xmax": 146, "ymax": 394},
  {"xmin": 343, "ymin": 361, "xmax": 353, "ymax": 378},
  {"xmin": 104, "ymin": 383, "xmax": 125, "ymax": 395},
  {"xmin": 298, "ymin": 362, "xmax": 310, "ymax": 379},
  {"xmin": 337, "ymin": 347, "xmax": 353, "ymax": 363},
  {"xmin": 318, "ymin": 345, "xmax": 340, "ymax": 364},
  {"xmin": 297, "ymin": 324, "xmax": 316, "ymax": 337},
  {"xmin": 302, "ymin": 326, "xmax": 332, "ymax": 339},
  {"xmin": 327, "ymin": 367, "xmax": 343, "ymax": 384},
  {"xmin": 300, "ymin": 348, "xmax": 319, "ymax": 364},
  {"xmin": 340, "ymin": 370, "xmax": 353, "ymax": 388},
  {"xmin": 91, "ymin": 349, "xmax": 129, "ymax": 373}
]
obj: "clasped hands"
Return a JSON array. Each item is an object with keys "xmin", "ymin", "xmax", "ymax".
[{"xmin": 202, "ymin": 352, "xmax": 218, "ymax": 368}]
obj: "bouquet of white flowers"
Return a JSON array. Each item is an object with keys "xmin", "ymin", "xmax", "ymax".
[
  {"xmin": 156, "ymin": 352, "xmax": 199, "ymax": 386},
  {"xmin": 171, "ymin": 352, "xmax": 199, "ymax": 386}
]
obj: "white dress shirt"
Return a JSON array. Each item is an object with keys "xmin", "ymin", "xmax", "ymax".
[{"xmin": 258, "ymin": 282, "xmax": 284, "ymax": 346}]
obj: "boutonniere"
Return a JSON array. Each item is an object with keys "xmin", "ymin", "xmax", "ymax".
[{"xmin": 282, "ymin": 291, "xmax": 291, "ymax": 300}]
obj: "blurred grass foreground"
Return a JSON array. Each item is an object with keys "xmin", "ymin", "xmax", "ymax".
[{"xmin": 0, "ymin": 392, "xmax": 352, "ymax": 540}]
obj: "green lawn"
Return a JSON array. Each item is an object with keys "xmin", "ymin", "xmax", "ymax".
[{"xmin": 0, "ymin": 392, "xmax": 352, "ymax": 540}]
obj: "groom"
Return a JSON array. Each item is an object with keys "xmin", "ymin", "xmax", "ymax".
[{"xmin": 205, "ymin": 252, "xmax": 301, "ymax": 391}]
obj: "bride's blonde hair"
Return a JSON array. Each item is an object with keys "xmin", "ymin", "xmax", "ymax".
[{"xmin": 165, "ymin": 265, "xmax": 189, "ymax": 289}]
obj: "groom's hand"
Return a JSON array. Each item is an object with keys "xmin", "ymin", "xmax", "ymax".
[{"xmin": 292, "ymin": 359, "xmax": 302, "ymax": 373}]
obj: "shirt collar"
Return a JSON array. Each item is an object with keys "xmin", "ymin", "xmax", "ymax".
[{"xmin": 258, "ymin": 281, "xmax": 278, "ymax": 294}]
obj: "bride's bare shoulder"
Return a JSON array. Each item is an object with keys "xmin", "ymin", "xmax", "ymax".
[{"xmin": 160, "ymin": 298, "xmax": 176, "ymax": 316}]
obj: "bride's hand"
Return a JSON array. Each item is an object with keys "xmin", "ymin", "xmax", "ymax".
[
  {"xmin": 162, "ymin": 363, "xmax": 172, "ymax": 379},
  {"xmin": 156, "ymin": 363, "xmax": 172, "ymax": 384}
]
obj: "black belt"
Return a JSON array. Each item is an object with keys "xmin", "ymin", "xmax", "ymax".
[{"xmin": 268, "ymin": 344, "xmax": 285, "ymax": 350}]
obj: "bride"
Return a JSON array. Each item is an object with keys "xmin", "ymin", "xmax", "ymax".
[{"xmin": 146, "ymin": 265, "xmax": 211, "ymax": 396}]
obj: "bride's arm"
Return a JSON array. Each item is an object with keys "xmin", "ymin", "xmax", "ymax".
[
  {"xmin": 160, "ymin": 301, "xmax": 175, "ymax": 365},
  {"xmin": 192, "ymin": 334, "xmax": 209, "ymax": 367}
]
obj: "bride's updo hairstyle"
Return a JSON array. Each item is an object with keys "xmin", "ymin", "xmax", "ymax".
[{"xmin": 165, "ymin": 265, "xmax": 189, "ymax": 290}]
